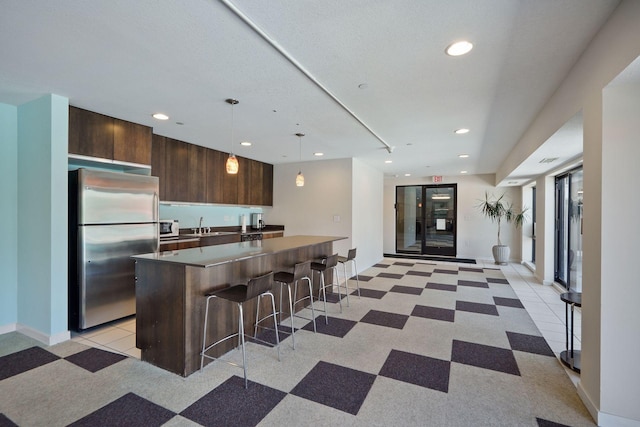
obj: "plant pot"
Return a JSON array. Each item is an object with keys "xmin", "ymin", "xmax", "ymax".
[{"xmin": 492, "ymin": 245, "xmax": 510, "ymax": 265}]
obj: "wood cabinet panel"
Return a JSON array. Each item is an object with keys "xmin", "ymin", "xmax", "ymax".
[
  {"xmin": 69, "ymin": 106, "xmax": 113, "ymax": 159},
  {"xmin": 206, "ymin": 149, "xmax": 224, "ymax": 204},
  {"xmin": 221, "ymin": 153, "xmax": 238, "ymax": 205},
  {"xmin": 113, "ymin": 118, "xmax": 152, "ymax": 165},
  {"xmin": 237, "ymin": 156, "xmax": 251, "ymax": 205},
  {"xmin": 151, "ymin": 135, "xmax": 167, "ymax": 200},
  {"xmin": 164, "ymin": 138, "xmax": 189, "ymax": 202},
  {"xmin": 150, "ymin": 133, "xmax": 273, "ymax": 206},
  {"xmin": 250, "ymin": 160, "xmax": 263, "ymax": 206},
  {"xmin": 187, "ymin": 144, "xmax": 207, "ymax": 203},
  {"xmin": 262, "ymin": 163, "xmax": 273, "ymax": 206}
]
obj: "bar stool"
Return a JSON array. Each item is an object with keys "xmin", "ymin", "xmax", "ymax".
[
  {"xmin": 200, "ymin": 271, "xmax": 280, "ymax": 389},
  {"xmin": 310, "ymin": 253, "xmax": 343, "ymax": 323},
  {"xmin": 274, "ymin": 260, "xmax": 316, "ymax": 349},
  {"xmin": 338, "ymin": 248, "xmax": 360, "ymax": 302}
]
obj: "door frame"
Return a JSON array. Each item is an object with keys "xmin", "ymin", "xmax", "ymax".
[{"xmin": 395, "ymin": 183, "xmax": 457, "ymax": 257}]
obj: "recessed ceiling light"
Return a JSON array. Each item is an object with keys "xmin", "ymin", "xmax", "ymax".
[
  {"xmin": 446, "ymin": 40, "xmax": 473, "ymax": 56},
  {"xmin": 240, "ymin": 141, "xmax": 252, "ymax": 146},
  {"xmin": 313, "ymin": 152, "xmax": 324, "ymax": 157},
  {"xmin": 176, "ymin": 121, "xmax": 184, "ymax": 126},
  {"xmin": 152, "ymin": 113, "xmax": 169, "ymax": 120},
  {"xmin": 454, "ymin": 128, "xmax": 470, "ymax": 134},
  {"xmin": 458, "ymin": 154, "xmax": 469, "ymax": 158},
  {"xmin": 460, "ymin": 170, "xmax": 468, "ymax": 174},
  {"xmin": 358, "ymin": 83, "xmax": 369, "ymax": 89},
  {"xmin": 385, "ymin": 160, "xmax": 393, "ymax": 164},
  {"xmin": 404, "ymin": 173, "xmax": 411, "ymax": 177}
]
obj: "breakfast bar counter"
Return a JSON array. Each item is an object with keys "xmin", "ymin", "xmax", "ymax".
[{"xmin": 132, "ymin": 235, "xmax": 345, "ymax": 376}]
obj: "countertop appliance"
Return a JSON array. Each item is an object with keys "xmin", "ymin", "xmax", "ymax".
[
  {"xmin": 68, "ymin": 168, "xmax": 159, "ymax": 330},
  {"xmin": 251, "ymin": 213, "xmax": 265, "ymax": 229},
  {"xmin": 160, "ymin": 219, "xmax": 179, "ymax": 239}
]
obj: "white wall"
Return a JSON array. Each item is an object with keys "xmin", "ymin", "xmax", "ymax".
[
  {"xmin": 597, "ymin": 82, "xmax": 640, "ymax": 423},
  {"xmin": 352, "ymin": 158, "xmax": 384, "ymax": 271},
  {"xmin": 497, "ymin": 1, "xmax": 640, "ymax": 423},
  {"xmin": 534, "ymin": 175, "xmax": 556, "ymax": 285},
  {"xmin": 383, "ymin": 174, "xmax": 525, "ymax": 262},
  {"xmin": 268, "ymin": 158, "xmax": 353, "ymax": 258},
  {"xmin": 496, "ymin": 0, "xmax": 640, "ymax": 185},
  {"xmin": 268, "ymin": 157, "xmax": 384, "ymax": 273}
]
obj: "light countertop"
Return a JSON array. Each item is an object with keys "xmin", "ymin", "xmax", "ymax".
[{"xmin": 133, "ymin": 235, "xmax": 346, "ymax": 268}]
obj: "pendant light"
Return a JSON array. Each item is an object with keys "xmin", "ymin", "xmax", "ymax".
[
  {"xmin": 295, "ymin": 132, "xmax": 305, "ymax": 187},
  {"xmin": 225, "ymin": 98, "xmax": 239, "ymax": 174}
]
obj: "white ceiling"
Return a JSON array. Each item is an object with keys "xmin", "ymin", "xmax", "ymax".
[{"xmin": 0, "ymin": 0, "xmax": 622, "ymax": 182}]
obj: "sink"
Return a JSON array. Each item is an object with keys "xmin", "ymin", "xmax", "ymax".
[{"xmin": 183, "ymin": 231, "xmax": 238, "ymax": 237}]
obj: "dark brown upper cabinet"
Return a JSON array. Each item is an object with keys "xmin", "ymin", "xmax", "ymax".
[
  {"xmin": 164, "ymin": 138, "xmax": 189, "ymax": 202},
  {"xmin": 237, "ymin": 156, "xmax": 252, "ymax": 206},
  {"xmin": 250, "ymin": 160, "xmax": 264, "ymax": 206},
  {"xmin": 151, "ymin": 134, "xmax": 167, "ymax": 200},
  {"xmin": 262, "ymin": 163, "xmax": 273, "ymax": 206},
  {"xmin": 150, "ymin": 133, "xmax": 273, "ymax": 206},
  {"xmin": 69, "ymin": 106, "xmax": 152, "ymax": 166},
  {"xmin": 187, "ymin": 144, "xmax": 207, "ymax": 203},
  {"xmin": 221, "ymin": 153, "xmax": 239, "ymax": 205},
  {"xmin": 206, "ymin": 149, "xmax": 225, "ymax": 204},
  {"xmin": 113, "ymin": 118, "xmax": 152, "ymax": 165},
  {"xmin": 69, "ymin": 107, "xmax": 114, "ymax": 159}
]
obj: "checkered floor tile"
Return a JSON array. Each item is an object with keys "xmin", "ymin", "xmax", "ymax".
[{"xmin": 0, "ymin": 258, "xmax": 593, "ymax": 426}]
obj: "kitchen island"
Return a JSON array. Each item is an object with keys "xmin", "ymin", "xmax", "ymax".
[{"xmin": 132, "ymin": 235, "xmax": 345, "ymax": 376}]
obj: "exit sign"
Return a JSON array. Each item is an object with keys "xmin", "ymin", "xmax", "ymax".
[{"xmin": 432, "ymin": 176, "xmax": 442, "ymax": 183}]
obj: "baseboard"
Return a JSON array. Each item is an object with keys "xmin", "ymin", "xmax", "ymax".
[
  {"xmin": 383, "ymin": 253, "xmax": 476, "ymax": 264},
  {"xmin": 577, "ymin": 382, "xmax": 599, "ymax": 424},
  {"xmin": 575, "ymin": 382, "xmax": 640, "ymax": 426},
  {"xmin": 597, "ymin": 412, "xmax": 640, "ymax": 426},
  {"xmin": 0, "ymin": 323, "xmax": 18, "ymax": 335},
  {"xmin": 521, "ymin": 260, "xmax": 536, "ymax": 273},
  {"xmin": 16, "ymin": 324, "xmax": 70, "ymax": 346}
]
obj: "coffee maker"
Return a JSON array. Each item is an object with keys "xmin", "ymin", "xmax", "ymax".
[{"xmin": 251, "ymin": 213, "xmax": 265, "ymax": 230}]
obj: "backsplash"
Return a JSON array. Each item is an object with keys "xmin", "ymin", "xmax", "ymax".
[{"xmin": 159, "ymin": 204, "xmax": 266, "ymax": 230}]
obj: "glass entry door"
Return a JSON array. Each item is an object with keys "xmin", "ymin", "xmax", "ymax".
[
  {"xmin": 396, "ymin": 184, "xmax": 457, "ymax": 257},
  {"xmin": 555, "ymin": 167, "xmax": 583, "ymax": 292}
]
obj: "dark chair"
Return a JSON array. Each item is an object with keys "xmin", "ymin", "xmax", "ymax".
[
  {"xmin": 274, "ymin": 260, "xmax": 316, "ymax": 349},
  {"xmin": 200, "ymin": 271, "xmax": 280, "ymax": 388},
  {"xmin": 338, "ymin": 248, "xmax": 360, "ymax": 302},
  {"xmin": 310, "ymin": 253, "xmax": 344, "ymax": 323}
]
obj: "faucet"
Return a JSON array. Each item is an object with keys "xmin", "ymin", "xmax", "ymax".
[{"xmin": 199, "ymin": 216, "xmax": 203, "ymax": 235}]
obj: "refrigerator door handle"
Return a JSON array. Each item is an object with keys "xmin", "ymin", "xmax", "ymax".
[{"xmin": 153, "ymin": 191, "xmax": 159, "ymax": 222}]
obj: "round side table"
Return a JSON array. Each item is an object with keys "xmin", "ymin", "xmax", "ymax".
[{"xmin": 560, "ymin": 292, "xmax": 582, "ymax": 373}]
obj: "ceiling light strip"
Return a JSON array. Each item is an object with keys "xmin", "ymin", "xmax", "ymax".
[{"xmin": 219, "ymin": 0, "xmax": 395, "ymax": 154}]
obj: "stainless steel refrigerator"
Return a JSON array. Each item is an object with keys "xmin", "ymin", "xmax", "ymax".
[{"xmin": 69, "ymin": 168, "xmax": 159, "ymax": 330}]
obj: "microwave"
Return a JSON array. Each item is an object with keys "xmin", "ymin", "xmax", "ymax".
[{"xmin": 159, "ymin": 219, "xmax": 179, "ymax": 239}]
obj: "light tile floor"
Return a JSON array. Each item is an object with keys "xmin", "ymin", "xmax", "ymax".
[{"xmin": 71, "ymin": 259, "xmax": 582, "ymax": 384}]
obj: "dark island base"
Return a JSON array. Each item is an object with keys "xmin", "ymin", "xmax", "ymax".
[{"xmin": 135, "ymin": 237, "xmax": 341, "ymax": 377}]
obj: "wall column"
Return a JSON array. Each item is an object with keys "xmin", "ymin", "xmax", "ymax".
[{"xmin": 16, "ymin": 94, "xmax": 69, "ymax": 344}]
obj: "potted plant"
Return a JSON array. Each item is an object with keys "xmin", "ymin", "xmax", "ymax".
[{"xmin": 478, "ymin": 192, "xmax": 528, "ymax": 265}]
